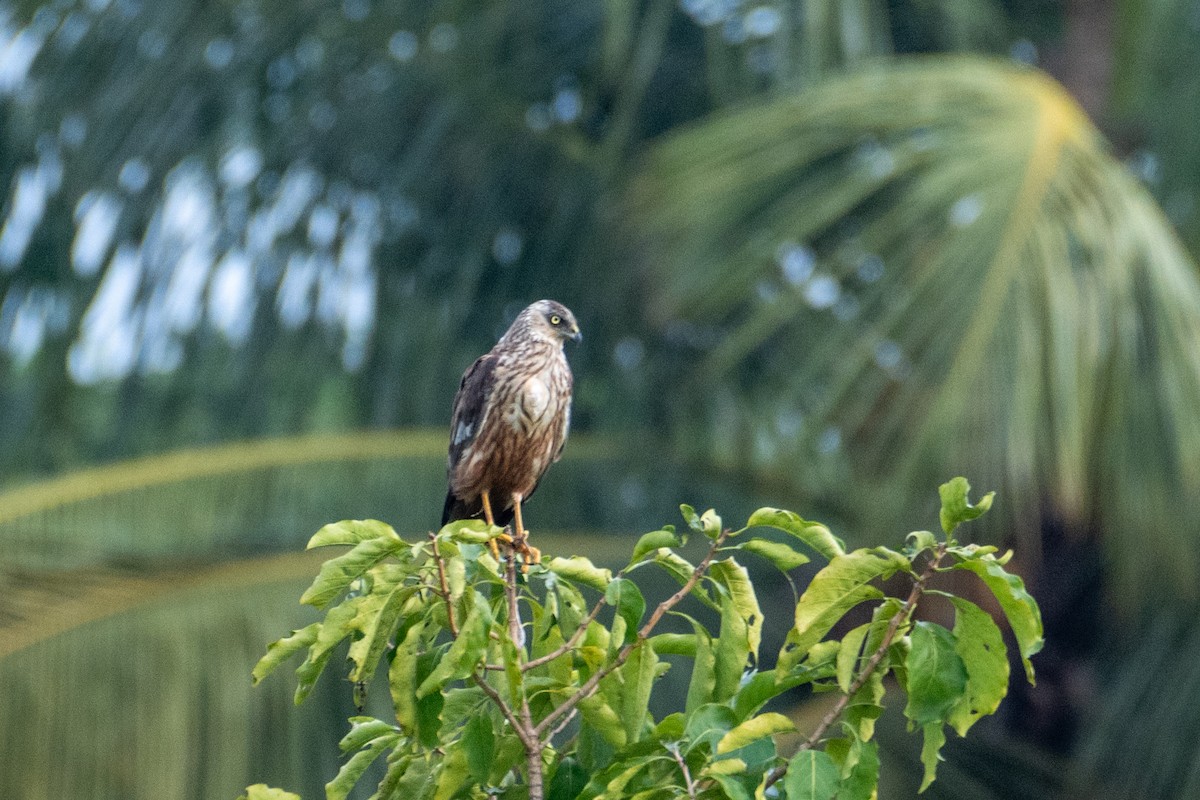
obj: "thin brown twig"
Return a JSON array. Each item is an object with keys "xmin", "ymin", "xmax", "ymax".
[
  {"xmin": 429, "ymin": 531, "xmax": 459, "ymax": 637},
  {"xmin": 545, "ymin": 706, "xmax": 579, "ymax": 744},
  {"xmin": 505, "ymin": 555, "xmax": 526, "ymax": 651},
  {"xmin": 523, "ymin": 590, "xmax": 609, "ymax": 672},
  {"xmin": 534, "ymin": 528, "xmax": 732, "ymax": 739},
  {"xmin": 668, "ymin": 743, "xmax": 698, "ymax": 800},
  {"xmin": 502, "ymin": 554, "xmax": 545, "ymax": 799},
  {"xmin": 763, "ymin": 545, "xmax": 947, "ymax": 790},
  {"xmin": 472, "ymin": 672, "xmax": 532, "ymax": 749}
]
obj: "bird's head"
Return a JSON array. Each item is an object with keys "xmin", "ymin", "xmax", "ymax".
[{"xmin": 520, "ymin": 300, "xmax": 581, "ymax": 346}]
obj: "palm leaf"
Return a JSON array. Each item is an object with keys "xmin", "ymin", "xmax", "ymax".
[
  {"xmin": 631, "ymin": 56, "xmax": 1200, "ymax": 608},
  {"xmin": 0, "ymin": 430, "xmax": 627, "ymax": 572},
  {"xmin": 1069, "ymin": 612, "xmax": 1200, "ymax": 799},
  {"xmin": 0, "ymin": 428, "xmax": 654, "ymax": 800}
]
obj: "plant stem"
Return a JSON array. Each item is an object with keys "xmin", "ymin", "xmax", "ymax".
[
  {"xmin": 504, "ymin": 553, "xmax": 544, "ymax": 799},
  {"xmin": 669, "ymin": 743, "xmax": 698, "ymax": 800},
  {"xmin": 429, "ymin": 532, "xmax": 458, "ymax": 637},
  {"xmin": 763, "ymin": 544, "xmax": 947, "ymax": 790}
]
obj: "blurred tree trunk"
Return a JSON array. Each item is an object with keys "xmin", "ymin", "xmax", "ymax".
[{"xmin": 1042, "ymin": 0, "xmax": 1116, "ymax": 123}]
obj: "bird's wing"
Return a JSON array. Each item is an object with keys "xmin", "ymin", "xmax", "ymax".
[
  {"xmin": 550, "ymin": 371, "xmax": 574, "ymax": 464},
  {"xmin": 447, "ymin": 353, "xmax": 499, "ymax": 473}
]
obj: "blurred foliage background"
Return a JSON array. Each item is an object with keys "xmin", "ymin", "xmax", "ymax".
[{"xmin": 2, "ymin": 0, "xmax": 1200, "ymax": 797}]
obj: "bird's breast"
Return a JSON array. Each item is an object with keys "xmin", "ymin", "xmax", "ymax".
[{"xmin": 507, "ymin": 375, "xmax": 552, "ymax": 431}]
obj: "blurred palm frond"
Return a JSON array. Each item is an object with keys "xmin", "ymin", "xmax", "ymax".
[
  {"xmin": 0, "ymin": 429, "xmax": 653, "ymax": 799},
  {"xmin": 631, "ymin": 56, "xmax": 1200, "ymax": 609},
  {"xmin": 1068, "ymin": 612, "xmax": 1200, "ymax": 800}
]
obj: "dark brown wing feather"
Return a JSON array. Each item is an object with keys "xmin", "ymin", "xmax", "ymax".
[{"xmin": 441, "ymin": 354, "xmax": 507, "ymax": 526}]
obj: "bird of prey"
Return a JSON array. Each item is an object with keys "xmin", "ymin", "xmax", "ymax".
[{"xmin": 442, "ymin": 299, "xmax": 581, "ymax": 563}]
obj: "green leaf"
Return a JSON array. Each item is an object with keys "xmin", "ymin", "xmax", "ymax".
[
  {"xmin": 746, "ymin": 508, "xmax": 844, "ymax": 560},
  {"xmin": 711, "ymin": 558, "xmax": 763, "ymax": 662},
  {"xmin": 239, "ymin": 785, "xmax": 301, "ymax": 800},
  {"xmin": 904, "ymin": 530, "xmax": 939, "ymax": 557},
  {"xmin": 732, "ymin": 670, "xmax": 812, "ymax": 721},
  {"xmin": 416, "ymin": 601, "xmax": 490, "ymax": 697},
  {"xmin": 836, "ymin": 738, "xmax": 880, "ymax": 800},
  {"xmin": 946, "ymin": 597, "xmax": 1010, "ymax": 736},
  {"xmin": 919, "ymin": 723, "xmax": 947, "ymax": 792},
  {"xmin": 554, "ymin": 580, "xmax": 588, "ymax": 633},
  {"xmin": 433, "ymin": 740, "xmax": 471, "ymax": 800},
  {"xmin": 680, "ymin": 504, "xmax": 703, "ymax": 532},
  {"xmin": 783, "ymin": 750, "xmax": 840, "ymax": 800},
  {"xmin": 713, "ymin": 594, "xmax": 750, "ymax": 702},
  {"xmin": 462, "ymin": 713, "xmax": 495, "ymax": 785},
  {"xmin": 727, "ymin": 538, "xmax": 811, "ymax": 571},
  {"xmin": 904, "ymin": 622, "xmax": 968, "ymax": 726},
  {"xmin": 606, "ymin": 578, "xmax": 646, "ymax": 643},
  {"xmin": 592, "ymin": 757, "xmax": 658, "ymax": 800},
  {"xmin": 338, "ymin": 716, "xmax": 399, "ymax": 753},
  {"xmin": 438, "ymin": 518, "xmax": 500, "ymax": 544},
  {"xmin": 629, "ymin": 526, "xmax": 682, "ymax": 565},
  {"xmin": 347, "ymin": 585, "xmax": 420, "ymax": 684},
  {"xmin": 700, "ymin": 508, "xmax": 723, "ymax": 539},
  {"xmin": 414, "ymin": 651, "xmax": 445, "ymax": 748},
  {"xmin": 835, "ymin": 623, "xmax": 870, "ymax": 693},
  {"xmin": 578, "ymin": 693, "xmax": 627, "ymax": 749},
  {"xmin": 295, "ymin": 601, "xmax": 360, "ymax": 703},
  {"xmin": 383, "ymin": 750, "xmax": 432, "ymax": 798},
  {"xmin": 325, "ymin": 732, "xmax": 400, "ymax": 800},
  {"xmin": 683, "ymin": 704, "xmax": 738, "ymax": 754},
  {"xmin": 704, "ymin": 757, "xmax": 747, "ymax": 775},
  {"xmin": 649, "ymin": 632, "xmax": 696, "ymax": 656},
  {"xmin": 622, "ymin": 642, "xmax": 659, "ymax": 743},
  {"xmin": 548, "ymin": 757, "xmax": 590, "ymax": 800},
  {"xmin": 252, "ymin": 623, "xmax": 320, "ymax": 685},
  {"xmin": 301, "ymin": 536, "xmax": 404, "ymax": 608},
  {"xmin": 789, "ymin": 549, "xmax": 907, "ymax": 658},
  {"xmin": 307, "ymin": 519, "xmax": 401, "ymax": 549},
  {"xmin": 546, "ymin": 556, "xmax": 613, "ymax": 592},
  {"xmin": 938, "ymin": 478, "xmax": 995, "ymax": 536},
  {"xmin": 844, "ymin": 671, "xmax": 885, "ymax": 743},
  {"xmin": 685, "ymin": 625, "xmax": 716, "ymax": 714},
  {"xmin": 389, "ymin": 618, "xmax": 427, "ymax": 732},
  {"xmin": 715, "ymin": 712, "xmax": 795, "ymax": 755},
  {"xmin": 655, "ymin": 713, "xmax": 686, "ymax": 740},
  {"xmin": 708, "ymin": 773, "xmax": 755, "ymax": 800},
  {"xmin": 369, "ymin": 749, "xmax": 409, "ymax": 800},
  {"xmin": 950, "ymin": 555, "xmax": 1044, "ymax": 682}
]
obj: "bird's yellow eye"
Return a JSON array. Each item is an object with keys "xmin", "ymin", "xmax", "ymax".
[{"xmin": 550, "ymin": 314, "xmax": 561, "ymax": 325}]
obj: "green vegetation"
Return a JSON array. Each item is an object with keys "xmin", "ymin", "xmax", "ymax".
[{"xmin": 250, "ymin": 478, "xmax": 1041, "ymax": 799}]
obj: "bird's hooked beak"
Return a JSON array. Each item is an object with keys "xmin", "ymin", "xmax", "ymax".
[{"xmin": 568, "ymin": 324, "xmax": 582, "ymax": 344}]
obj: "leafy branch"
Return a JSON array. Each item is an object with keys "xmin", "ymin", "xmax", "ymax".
[{"xmin": 246, "ymin": 478, "xmax": 1042, "ymax": 800}]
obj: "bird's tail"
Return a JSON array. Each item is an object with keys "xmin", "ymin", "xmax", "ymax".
[{"xmin": 440, "ymin": 492, "xmax": 514, "ymax": 528}]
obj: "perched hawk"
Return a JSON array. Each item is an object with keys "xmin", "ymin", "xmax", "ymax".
[{"xmin": 442, "ymin": 300, "xmax": 580, "ymax": 562}]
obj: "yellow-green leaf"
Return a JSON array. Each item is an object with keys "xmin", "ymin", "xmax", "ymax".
[
  {"xmin": 715, "ymin": 712, "xmax": 795, "ymax": 754},
  {"xmin": 307, "ymin": 519, "xmax": 401, "ymax": 549},
  {"xmin": 300, "ymin": 536, "xmax": 404, "ymax": 608},
  {"xmin": 951, "ymin": 555, "xmax": 1044, "ymax": 682},
  {"xmin": 251, "ymin": 623, "xmax": 319, "ymax": 685},
  {"xmin": 746, "ymin": 508, "xmax": 844, "ymax": 560},
  {"xmin": 545, "ymin": 556, "xmax": 613, "ymax": 591},
  {"xmin": 946, "ymin": 596, "xmax": 1010, "ymax": 736}
]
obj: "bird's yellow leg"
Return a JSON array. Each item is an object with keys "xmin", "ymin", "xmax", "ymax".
[
  {"xmin": 511, "ymin": 494, "xmax": 541, "ymax": 567},
  {"xmin": 481, "ymin": 489, "xmax": 512, "ymax": 559}
]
